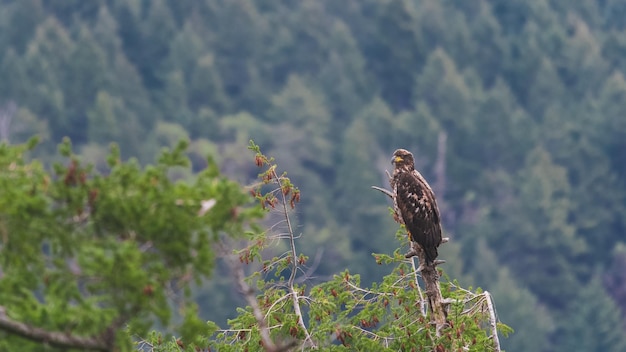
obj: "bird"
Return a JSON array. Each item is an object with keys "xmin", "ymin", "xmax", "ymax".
[{"xmin": 391, "ymin": 149, "xmax": 442, "ymax": 265}]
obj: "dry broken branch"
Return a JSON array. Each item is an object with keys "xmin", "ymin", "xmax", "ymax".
[{"xmin": 484, "ymin": 291, "xmax": 502, "ymax": 351}]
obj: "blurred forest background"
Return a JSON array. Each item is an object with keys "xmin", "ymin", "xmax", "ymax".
[{"xmin": 1, "ymin": 0, "xmax": 626, "ymax": 351}]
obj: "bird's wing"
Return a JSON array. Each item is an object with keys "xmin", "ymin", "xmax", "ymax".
[{"xmin": 395, "ymin": 171, "xmax": 442, "ymax": 259}]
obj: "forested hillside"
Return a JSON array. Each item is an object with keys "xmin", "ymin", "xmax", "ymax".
[{"xmin": 1, "ymin": 0, "xmax": 626, "ymax": 351}]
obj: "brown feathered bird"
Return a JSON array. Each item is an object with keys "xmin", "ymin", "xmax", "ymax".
[{"xmin": 391, "ymin": 149, "xmax": 442, "ymax": 265}]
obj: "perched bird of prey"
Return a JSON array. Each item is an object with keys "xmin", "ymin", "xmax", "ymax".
[{"xmin": 391, "ymin": 149, "xmax": 442, "ymax": 265}]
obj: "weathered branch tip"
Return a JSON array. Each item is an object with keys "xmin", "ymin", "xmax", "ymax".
[{"xmin": 371, "ymin": 185, "xmax": 394, "ymax": 198}]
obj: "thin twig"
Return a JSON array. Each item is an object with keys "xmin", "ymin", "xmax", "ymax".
[
  {"xmin": 263, "ymin": 294, "xmax": 293, "ymax": 322},
  {"xmin": 295, "ymin": 248, "xmax": 325, "ymax": 284},
  {"xmin": 135, "ymin": 337, "xmax": 154, "ymax": 352},
  {"xmin": 344, "ymin": 281, "xmax": 392, "ymax": 298},
  {"xmin": 352, "ymin": 325, "xmax": 396, "ymax": 345}
]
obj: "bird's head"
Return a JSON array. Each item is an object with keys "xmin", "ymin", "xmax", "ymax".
[{"xmin": 392, "ymin": 149, "xmax": 415, "ymax": 171}]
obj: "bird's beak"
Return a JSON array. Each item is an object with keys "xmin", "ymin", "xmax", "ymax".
[{"xmin": 392, "ymin": 156, "xmax": 402, "ymax": 164}]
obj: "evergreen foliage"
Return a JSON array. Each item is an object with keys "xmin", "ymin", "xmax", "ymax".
[{"xmin": 0, "ymin": 138, "xmax": 263, "ymax": 350}]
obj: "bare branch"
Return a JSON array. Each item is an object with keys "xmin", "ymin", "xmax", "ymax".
[
  {"xmin": 415, "ymin": 244, "xmax": 448, "ymax": 336},
  {"xmin": 371, "ymin": 186, "xmax": 394, "ymax": 199},
  {"xmin": 409, "ymin": 257, "xmax": 427, "ymax": 317},
  {"xmin": 352, "ymin": 325, "xmax": 396, "ymax": 346},
  {"xmin": 0, "ymin": 307, "xmax": 111, "ymax": 351},
  {"xmin": 344, "ymin": 280, "xmax": 392, "ymax": 298},
  {"xmin": 295, "ymin": 248, "xmax": 326, "ymax": 284},
  {"xmin": 484, "ymin": 291, "xmax": 502, "ymax": 352},
  {"xmin": 263, "ymin": 294, "xmax": 293, "ymax": 322}
]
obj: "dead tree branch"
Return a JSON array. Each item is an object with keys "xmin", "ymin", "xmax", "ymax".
[
  {"xmin": 484, "ymin": 291, "xmax": 502, "ymax": 351},
  {"xmin": 0, "ymin": 306, "xmax": 111, "ymax": 351},
  {"xmin": 408, "ymin": 257, "xmax": 427, "ymax": 317},
  {"xmin": 448, "ymin": 281, "xmax": 503, "ymax": 351}
]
